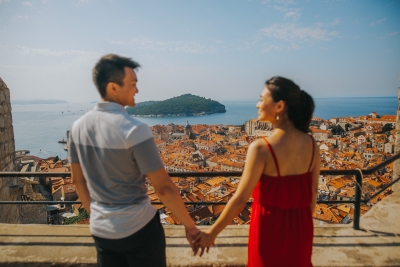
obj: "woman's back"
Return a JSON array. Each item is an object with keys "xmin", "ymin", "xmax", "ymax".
[
  {"xmin": 248, "ymin": 131, "xmax": 315, "ymax": 267},
  {"xmin": 261, "ymin": 130, "xmax": 315, "ymax": 177},
  {"xmin": 252, "ymin": 133, "xmax": 315, "ymax": 208}
]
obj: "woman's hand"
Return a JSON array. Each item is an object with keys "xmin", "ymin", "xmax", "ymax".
[{"xmin": 194, "ymin": 229, "xmax": 216, "ymax": 257}]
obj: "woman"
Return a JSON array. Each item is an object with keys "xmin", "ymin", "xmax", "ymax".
[{"xmin": 195, "ymin": 76, "xmax": 320, "ymax": 266}]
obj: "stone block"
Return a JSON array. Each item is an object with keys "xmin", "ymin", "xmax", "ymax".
[
  {"xmin": 3, "ymin": 103, "xmax": 8, "ymax": 113},
  {"xmin": 0, "ymin": 91, "xmax": 5, "ymax": 103},
  {"xmin": 6, "ymin": 161, "xmax": 15, "ymax": 172},
  {"xmin": 4, "ymin": 142, "xmax": 9, "ymax": 155},
  {"xmin": 0, "ymin": 78, "xmax": 6, "ymax": 89},
  {"xmin": 0, "ymin": 150, "xmax": 5, "ymax": 164},
  {"xmin": 5, "ymin": 115, "xmax": 11, "ymax": 127},
  {"xmin": 10, "ymin": 126, "xmax": 15, "ymax": 137},
  {"xmin": 8, "ymin": 155, "xmax": 14, "ymax": 166},
  {"xmin": 0, "ymin": 116, "xmax": 4, "ymax": 128},
  {"xmin": 0, "ymin": 105, "xmax": 4, "ymax": 114},
  {"xmin": 9, "ymin": 126, "xmax": 14, "ymax": 138},
  {"xmin": 9, "ymin": 184, "xmax": 25, "ymax": 196},
  {"xmin": 10, "ymin": 140, "xmax": 15, "ymax": 153},
  {"xmin": 4, "ymin": 88, "xmax": 10, "ymax": 103},
  {"xmin": 0, "ymin": 186, "xmax": 9, "ymax": 201}
]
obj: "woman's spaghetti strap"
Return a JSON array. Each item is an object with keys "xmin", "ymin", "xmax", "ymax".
[
  {"xmin": 262, "ymin": 137, "xmax": 281, "ymax": 177},
  {"xmin": 308, "ymin": 135, "xmax": 315, "ymax": 172}
]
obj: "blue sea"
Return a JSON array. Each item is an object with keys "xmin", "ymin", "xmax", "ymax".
[{"xmin": 11, "ymin": 97, "xmax": 397, "ymax": 158}]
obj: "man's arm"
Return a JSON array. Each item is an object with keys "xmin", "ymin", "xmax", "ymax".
[
  {"xmin": 146, "ymin": 167, "xmax": 199, "ymax": 247},
  {"xmin": 71, "ymin": 163, "xmax": 91, "ymax": 214}
]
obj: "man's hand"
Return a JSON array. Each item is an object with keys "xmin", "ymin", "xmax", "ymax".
[
  {"xmin": 193, "ymin": 229, "xmax": 216, "ymax": 257},
  {"xmin": 185, "ymin": 226, "xmax": 201, "ymax": 254}
]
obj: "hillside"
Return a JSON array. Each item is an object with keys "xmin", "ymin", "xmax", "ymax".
[{"xmin": 126, "ymin": 94, "xmax": 226, "ymax": 117}]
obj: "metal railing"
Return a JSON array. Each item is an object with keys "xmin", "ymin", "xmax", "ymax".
[{"xmin": 1, "ymin": 152, "xmax": 400, "ymax": 230}]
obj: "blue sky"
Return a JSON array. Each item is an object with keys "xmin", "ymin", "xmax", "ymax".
[{"xmin": 0, "ymin": 0, "xmax": 399, "ymax": 103}]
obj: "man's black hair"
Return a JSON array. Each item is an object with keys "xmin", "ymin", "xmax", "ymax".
[{"xmin": 92, "ymin": 54, "xmax": 140, "ymax": 98}]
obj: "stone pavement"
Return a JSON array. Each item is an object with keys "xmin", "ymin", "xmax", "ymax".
[{"xmin": 0, "ymin": 190, "xmax": 399, "ymax": 266}]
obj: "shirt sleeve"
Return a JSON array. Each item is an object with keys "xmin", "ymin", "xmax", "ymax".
[
  {"xmin": 68, "ymin": 131, "xmax": 80, "ymax": 163},
  {"xmin": 131, "ymin": 137, "xmax": 164, "ymax": 174},
  {"xmin": 127, "ymin": 123, "xmax": 164, "ymax": 174}
]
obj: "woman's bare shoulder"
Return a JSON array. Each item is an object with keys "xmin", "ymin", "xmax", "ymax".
[{"xmin": 248, "ymin": 138, "xmax": 270, "ymax": 156}]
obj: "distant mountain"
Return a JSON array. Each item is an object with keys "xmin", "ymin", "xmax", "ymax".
[
  {"xmin": 126, "ymin": 94, "xmax": 226, "ymax": 117},
  {"xmin": 12, "ymin": 99, "xmax": 68, "ymax": 105}
]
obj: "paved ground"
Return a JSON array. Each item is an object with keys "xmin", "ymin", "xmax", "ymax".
[{"xmin": 0, "ymin": 191, "xmax": 399, "ymax": 266}]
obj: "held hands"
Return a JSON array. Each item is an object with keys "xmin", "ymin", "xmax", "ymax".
[
  {"xmin": 185, "ymin": 227, "xmax": 217, "ymax": 257},
  {"xmin": 185, "ymin": 226, "xmax": 201, "ymax": 253},
  {"xmin": 193, "ymin": 229, "xmax": 216, "ymax": 257}
]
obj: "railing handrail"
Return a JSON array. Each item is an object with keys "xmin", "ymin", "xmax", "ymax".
[
  {"xmin": 0, "ymin": 171, "xmax": 243, "ymax": 177},
  {"xmin": 1, "ymin": 151, "xmax": 399, "ymax": 177},
  {"xmin": 1, "ymin": 151, "xmax": 400, "ymax": 230}
]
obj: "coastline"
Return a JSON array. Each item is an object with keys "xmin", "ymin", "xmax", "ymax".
[{"xmin": 131, "ymin": 111, "xmax": 225, "ymax": 118}]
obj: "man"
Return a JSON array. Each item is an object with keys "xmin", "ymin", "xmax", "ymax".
[{"xmin": 69, "ymin": 54, "xmax": 199, "ymax": 267}]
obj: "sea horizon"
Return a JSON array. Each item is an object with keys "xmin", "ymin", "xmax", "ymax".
[{"xmin": 11, "ymin": 95, "xmax": 399, "ymax": 104}]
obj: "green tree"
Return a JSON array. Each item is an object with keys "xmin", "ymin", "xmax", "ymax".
[
  {"xmin": 382, "ymin": 123, "xmax": 393, "ymax": 133},
  {"xmin": 63, "ymin": 209, "xmax": 90, "ymax": 225}
]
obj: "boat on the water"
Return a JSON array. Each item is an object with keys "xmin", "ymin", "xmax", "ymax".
[{"xmin": 58, "ymin": 138, "xmax": 67, "ymax": 144}]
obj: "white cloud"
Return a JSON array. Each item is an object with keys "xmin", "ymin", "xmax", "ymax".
[
  {"xmin": 259, "ymin": 23, "xmax": 336, "ymax": 42},
  {"xmin": 254, "ymin": 23, "xmax": 340, "ymax": 51},
  {"xmin": 75, "ymin": 0, "xmax": 88, "ymax": 5},
  {"xmin": 16, "ymin": 46, "xmax": 99, "ymax": 57},
  {"xmin": 285, "ymin": 11, "xmax": 300, "ymax": 21},
  {"xmin": 108, "ymin": 38, "xmax": 216, "ymax": 53},
  {"xmin": 290, "ymin": 43, "xmax": 299, "ymax": 50},
  {"xmin": 273, "ymin": 5, "xmax": 301, "ymax": 21},
  {"xmin": 328, "ymin": 31, "xmax": 340, "ymax": 37},
  {"xmin": 389, "ymin": 32, "xmax": 398, "ymax": 36},
  {"xmin": 23, "ymin": 1, "xmax": 33, "ymax": 6},
  {"xmin": 369, "ymin": 18, "xmax": 386, "ymax": 26},
  {"xmin": 12, "ymin": 15, "xmax": 29, "ymax": 21},
  {"xmin": 271, "ymin": 0, "xmax": 295, "ymax": 5},
  {"xmin": 261, "ymin": 43, "xmax": 299, "ymax": 53},
  {"xmin": 331, "ymin": 18, "xmax": 340, "ymax": 26}
]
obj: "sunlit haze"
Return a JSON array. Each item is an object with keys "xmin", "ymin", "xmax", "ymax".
[{"xmin": 1, "ymin": 0, "xmax": 399, "ymax": 103}]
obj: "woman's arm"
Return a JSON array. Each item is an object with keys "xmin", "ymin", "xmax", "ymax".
[
  {"xmin": 196, "ymin": 139, "xmax": 267, "ymax": 251},
  {"xmin": 310, "ymin": 139, "xmax": 320, "ymax": 214}
]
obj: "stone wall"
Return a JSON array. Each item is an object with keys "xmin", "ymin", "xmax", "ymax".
[{"xmin": 0, "ymin": 77, "xmax": 21, "ymax": 223}]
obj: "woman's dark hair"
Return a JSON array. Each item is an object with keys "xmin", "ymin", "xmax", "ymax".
[
  {"xmin": 266, "ymin": 76, "xmax": 314, "ymax": 133},
  {"xmin": 92, "ymin": 54, "xmax": 140, "ymax": 98}
]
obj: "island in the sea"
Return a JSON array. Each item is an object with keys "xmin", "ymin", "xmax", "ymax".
[{"xmin": 126, "ymin": 94, "xmax": 226, "ymax": 117}]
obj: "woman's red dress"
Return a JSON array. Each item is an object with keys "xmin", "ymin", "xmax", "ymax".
[{"xmin": 248, "ymin": 136, "xmax": 314, "ymax": 267}]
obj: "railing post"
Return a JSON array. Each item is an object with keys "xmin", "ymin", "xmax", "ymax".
[{"xmin": 353, "ymin": 171, "xmax": 362, "ymax": 230}]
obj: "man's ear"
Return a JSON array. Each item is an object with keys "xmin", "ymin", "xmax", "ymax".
[{"xmin": 105, "ymin": 82, "xmax": 118, "ymax": 97}]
